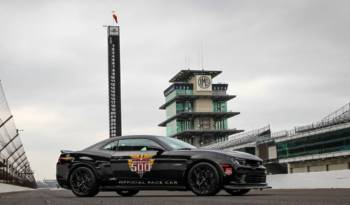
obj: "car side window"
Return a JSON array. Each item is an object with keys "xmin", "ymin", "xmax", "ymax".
[
  {"xmin": 102, "ymin": 140, "xmax": 118, "ymax": 151},
  {"xmin": 117, "ymin": 138, "xmax": 163, "ymax": 151}
]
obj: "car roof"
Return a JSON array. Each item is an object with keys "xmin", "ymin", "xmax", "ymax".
[{"xmin": 83, "ymin": 135, "xmax": 169, "ymax": 151}]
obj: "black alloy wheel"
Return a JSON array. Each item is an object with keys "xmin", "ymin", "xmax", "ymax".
[
  {"xmin": 225, "ymin": 189, "xmax": 250, "ymax": 196},
  {"xmin": 187, "ymin": 162, "xmax": 221, "ymax": 196},
  {"xmin": 69, "ymin": 167, "xmax": 99, "ymax": 197},
  {"xmin": 116, "ymin": 190, "xmax": 139, "ymax": 197}
]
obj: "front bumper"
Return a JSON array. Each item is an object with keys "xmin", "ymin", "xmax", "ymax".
[
  {"xmin": 56, "ymin": 163, "xmax": 70, "ymax": 189},
  {"xmin": 57, "ymin": 177, "xmax": 70, "ymax": 189},
  {"xmin": 223, "ymin": 164, "xmax": 270, "ymax": 189}
]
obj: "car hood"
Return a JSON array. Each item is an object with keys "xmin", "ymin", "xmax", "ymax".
[{"xmin": 198, "ymin": 149, "xmax": 262, "ymax": 161}]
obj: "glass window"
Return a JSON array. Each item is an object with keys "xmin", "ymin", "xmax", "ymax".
[
  {"xmin": 199, "ymin": 118, "xmax": 211, "ymax": 130},
  {"xmin": 159, "ymin": 137, "xmax": 196, "ymax": 150},
  {"xmin": 117, "ymin": 138, "xmax": 163, "ymax": 151},
  {"xmin": 102, "ymin": 140, "xmax": 118, "ymax": 151}
]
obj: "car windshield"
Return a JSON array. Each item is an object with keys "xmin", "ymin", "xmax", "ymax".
[{"xmin": 159, "ymin": 137, "xmax": 197, "ymax": 150}]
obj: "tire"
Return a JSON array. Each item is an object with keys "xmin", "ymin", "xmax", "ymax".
[
  {"xmin": 187, "ymin": 162, "xmax": 221, "ymax": 196},
  {"xmin": 225, "ymin": 189, "xmax": 250, "ymax": 196},
  {"xmin": 69, "ymin": 167, "xmax": 99, "ymax": 197},
  {"xmin": 116, "ymin": 190, "xmax": 139, "ymax": 197}
]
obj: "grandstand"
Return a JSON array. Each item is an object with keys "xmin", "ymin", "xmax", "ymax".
[
  {"xmin": 0, "ymin": 81, "xmax": 36, "ymax": 188},
  {"xmin": 204, "ymin": 125, "xmax": 270, "ymax": 155},
  {"xmin": 275, "ymin": 102, "xmax": 350, "ymax": 173},
  {"xmin": 205, "ymin": 102, "xmax": 350, "ymax": 174}
]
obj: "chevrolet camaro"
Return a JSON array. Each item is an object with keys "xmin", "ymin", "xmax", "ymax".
[{"xmin": 56, "ymin": 135, "xmax": 269, "ymax": 197}]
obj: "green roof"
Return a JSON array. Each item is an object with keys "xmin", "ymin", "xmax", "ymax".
[
  {"xmin": 158, "ymin": 111, "xmax": 240, "ymax": 127},
  {"xmin": 159, "ymin": 94, "xmax": 236, "ymax": 109},
  {"xmin": 169, "ymin": 70, "xmax": 222, "ymax": 82},
  {"xmin": 169, "ymin": 129, "xmax": 244, "ymax": 138}
]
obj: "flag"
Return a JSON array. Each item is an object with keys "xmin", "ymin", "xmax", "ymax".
[{"xmin": 112, "ymin": 11, "xmax": 118, "ymax": 24}]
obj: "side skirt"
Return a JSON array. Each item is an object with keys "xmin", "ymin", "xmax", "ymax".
[
  {"xmin": 224, "ymin": 183, "xmax": 271, "ymax": 190},
  {"xmin": 100, "ymin": 185, "xmax": 187, "ymax": 191}
]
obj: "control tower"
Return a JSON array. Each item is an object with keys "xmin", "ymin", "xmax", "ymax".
[{"xmin": 159, "ymin": 70, "xmax": 243, "ymax": 147}]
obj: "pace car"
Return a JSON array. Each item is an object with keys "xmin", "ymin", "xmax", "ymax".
[{"xmin": 56, "ymin": 135, "xmax": 269, "ymax": 197}]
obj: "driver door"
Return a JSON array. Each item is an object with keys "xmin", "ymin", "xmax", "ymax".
[
  {"xmin": 110, "ymin": 138, "xmax": 186, "ymax": 187},
  {"xmin": 111, "ymin": 138, "xmax": 162, "ymax": 186}
]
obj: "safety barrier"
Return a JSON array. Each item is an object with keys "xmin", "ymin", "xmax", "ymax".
[{"xmin": 0, "ymin": 81, "xmax": 36, "ymax": 188}]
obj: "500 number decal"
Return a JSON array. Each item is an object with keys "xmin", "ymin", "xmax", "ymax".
[
  {"xmin": 130, "ymin": 162, "xmax": 152, "ymax": 172},
  {"xmin": 128, "ymin": 154, "xmax": 155, "ymax": 177}
]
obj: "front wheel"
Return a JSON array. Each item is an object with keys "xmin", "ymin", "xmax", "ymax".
[
  {"xmin": 225, "ymin": 189, "xmax": 250, "ymax": 196},
  {"xmin": 187, "ymin": 162, "xmax": 221, "ymax": 196},
  {"xmin": 69, "ymin": 167, "xmax": 99, "ymax": 197},
  {"xmin": 116, "ymin": 190, "xmax": 139, "ymax": 197}
]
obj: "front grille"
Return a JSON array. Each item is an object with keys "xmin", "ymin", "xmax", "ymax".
[
  {"xmin": 245, "ymin": 160, "xmax": 261, "ymax": 167},
  {"xmin": 235, "ymin": 158, "xmax": 262, "ymax": 167},
  {"xmin": 245, "ymin": 174, "xmax": 266, "ymax": 184}
]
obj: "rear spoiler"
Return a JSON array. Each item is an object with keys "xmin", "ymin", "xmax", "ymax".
[{"xmin": 60, "ymin": 150, "xmax": 74, "ymax": 154}]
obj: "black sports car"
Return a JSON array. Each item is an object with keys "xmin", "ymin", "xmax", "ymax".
[{"xmin": 56, "ymin": 135, "xmax": 269, "ymax": 197}]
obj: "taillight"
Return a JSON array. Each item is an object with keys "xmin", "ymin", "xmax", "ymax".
[
  {"xmin": 222, "ymin": 164, "xmax": 233, "ymax": 176},
  {"xmin": 58, "ymin": 154, "xmax": 74, "ymax": 164}
]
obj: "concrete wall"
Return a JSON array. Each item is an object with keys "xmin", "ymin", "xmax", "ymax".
[
  {"xmin": 166, "ymin": 102, "xmax": 176, "ymax": 118},
  {"xmin": 292, "ymin": 167, "xmax": 308, "ymax": 173},
  {"xmin": 329, "ymin": 163, "xmax": 348, "ymax": 171},
  {"xmin": 194, "ymin": 98, "xmax": 212, "ymax": 112},
  {"xmin": 166, "ymin": 120, "xmax": 177, "ymax": 136},
  {"xmin": 267, "ymin": 169, "xmax": 350, "ymax": 189},
  {"xmin": 288, "ymin": 156, "xmax": 350, "ymax": 173},
  {"xmin": 309, "ymin": 165, "xmax": 327, "ymax": 172}
]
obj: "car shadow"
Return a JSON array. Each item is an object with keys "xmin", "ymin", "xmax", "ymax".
[{"xmin": 63, "ymin": 193, "xmax": 274, "ymax": 198}]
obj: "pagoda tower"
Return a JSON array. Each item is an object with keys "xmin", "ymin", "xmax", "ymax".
[{"xmin": 159, "ymin": 70, "xmax": 243, "ymax": 147}]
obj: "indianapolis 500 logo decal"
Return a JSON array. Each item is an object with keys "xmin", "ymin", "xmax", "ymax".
[{"xmin": 128, "ymin": 154, "xmax": 155, "ymax": 177}]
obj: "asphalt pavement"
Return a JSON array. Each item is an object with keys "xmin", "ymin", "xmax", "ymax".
[{"xmin": 0, "ymin": 189, "xmax": 349, "ymax": 205}]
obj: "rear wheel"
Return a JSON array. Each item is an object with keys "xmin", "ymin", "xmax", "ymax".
[
  {"xmin": 69, "ymin": 167, "xmax": 99, "ymax": 197},
  {"xmin": 187, "ymin": 162, "xmax": 221, "ymax": 196},
  {"xmin": 225, "ymin": 189, "xmax": 250, "ymax": 196},
  {"xmin": 116, "ymin": 190, "xmax": 139, "ymax": 197}
]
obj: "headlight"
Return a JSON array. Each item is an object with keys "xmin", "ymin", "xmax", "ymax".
[
  {"xmin": 232, "ymin": 158, "xmax": 246, "ymax": 166},
  {"xmin": 232, "ymin": 158, "xmax": 263, "ymax": 167}
]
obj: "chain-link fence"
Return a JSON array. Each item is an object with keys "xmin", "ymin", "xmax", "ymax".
[{"xmin": 0, "ymin": 81, "xmax": 36, "ymax": 188}]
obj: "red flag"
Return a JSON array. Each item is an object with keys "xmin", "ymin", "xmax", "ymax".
[{"xmin": 112, "ymin": 11, "xmax": 118, "ymax": 24}]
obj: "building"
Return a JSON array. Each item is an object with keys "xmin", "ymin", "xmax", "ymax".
[
  {"xmin": 159, "ymin": 69, "xmax": 243, "ymax": 147},
  {"xmin": 274, "ymin": 103, "xmax": 350, "ymax": 173},
  {"xmin": 204, "ymin": 102, "xmax": 350, "ymax": 174}
]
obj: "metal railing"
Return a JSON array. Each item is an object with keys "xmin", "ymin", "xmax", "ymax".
[
  {"xmin": 203, "ymin": 125, "xmax": 271, "ymax": 149},
  {"xmin": 322, "ymin": 102, "xmax": 350, "ymax": 122},
  {"xmin": 0, "ymin": 82, "xmax": 36, "ymax": 188},
  {"xmin": 272, "ymin": 102, "xmax": 350, "ymax": 139}
]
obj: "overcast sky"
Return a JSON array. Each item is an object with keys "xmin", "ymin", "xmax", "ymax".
[{"xmin": 0, "ymin": 0, "xmax": 349, "ymax": 180}]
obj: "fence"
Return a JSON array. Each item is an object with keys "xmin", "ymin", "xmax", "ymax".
[
  {"xmin": 295, "ymin": 102, "xmax": 350, "ymax": 133},
  {"xmin": 0, "ymin": 81, "xmax": 36, "ymax": 188},
  {"xmin": 203, "ymin": 125, "xmax": 271, "ymax": 149},
  {"xmin": 271, "ymin": 102, "xmax": 350, "ymax": 139}
]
